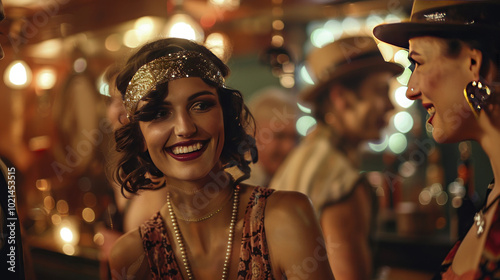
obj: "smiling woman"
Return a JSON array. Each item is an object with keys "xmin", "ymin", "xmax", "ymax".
[
  {"xmin": 108, "ymin": 38, "xmax": 334, "ymax": 280},
  {"xmin": 374, "ymin": 0, "xmax": 500, "ymax": 278}
]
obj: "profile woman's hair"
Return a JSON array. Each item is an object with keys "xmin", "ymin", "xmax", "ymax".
[{"xmin": 114, "ymin": 38, "xmax": 256, "ymax": 195}]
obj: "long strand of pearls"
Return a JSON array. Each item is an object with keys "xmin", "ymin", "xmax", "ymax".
[{"xmin": 166, "ymin": 186, "xmax": 240, "ymax": 280}]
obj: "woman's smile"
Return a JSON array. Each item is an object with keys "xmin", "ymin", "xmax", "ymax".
[{"xmin": 166, "ymin": 140, "xmax": 209, "ymax": 161}]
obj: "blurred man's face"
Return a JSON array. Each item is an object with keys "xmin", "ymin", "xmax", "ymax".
[
  {"xmin": 255, "ymin": 118, "xmax": 298, "ymax": 177},
  {"xmin": 339, "ymin": 71, "xmax": 394, "ymax": 141},
  {"xmin": 0, "ymin": 0, "xmax": 4, "ymax": 60}
]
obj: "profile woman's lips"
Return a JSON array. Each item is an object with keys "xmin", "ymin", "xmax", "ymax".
[{"xmin": 422, "ymin": 103, "xmax": 435, "ymax": 124}]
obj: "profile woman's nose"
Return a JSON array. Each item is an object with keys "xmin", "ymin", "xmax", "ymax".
[{"xmin": 406, "ymin": 78, "xmax": 421, "ymax": 100}]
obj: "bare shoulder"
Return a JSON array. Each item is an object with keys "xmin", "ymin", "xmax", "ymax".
[
  {"xmin": 266, "ymin": 190, "xmax": 315, "ymax": 220},
  {"xmin": 264, "ymin": 190, "xmax": 318, "ymax": 242},
  {"xmin": 109, "ymin": 229, "xmax": 150, "ymax": 279}
]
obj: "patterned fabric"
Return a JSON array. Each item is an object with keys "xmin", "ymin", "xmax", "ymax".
[
  {"xmin": 435, "ymin": 184, "xmax": 500, "ymax": 279},
  {"xmin": 139, "ymin": 186, "xmax": 278, "ymax": 280},
  {"xmin": 269, "ymin": 124, "xmax": 362, "ymax": 216}
]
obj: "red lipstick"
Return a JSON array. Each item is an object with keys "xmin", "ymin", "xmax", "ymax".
[{"xmin": 166, "ymin": 140, "xmax": 208, "ymax": 162}]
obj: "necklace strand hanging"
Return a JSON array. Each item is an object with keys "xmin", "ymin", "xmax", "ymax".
[
  {"xmin": 167, "ymin": 186, "xmax": 240, "ymax": 280},
  {"xmin": 474, "ymin": 184, "xmax": 500, "ymax": 237}
]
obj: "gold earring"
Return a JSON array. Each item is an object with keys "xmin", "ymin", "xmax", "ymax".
[{"xmin": 464, "ymin": 80, "xmax": 492, "ymax": 118}]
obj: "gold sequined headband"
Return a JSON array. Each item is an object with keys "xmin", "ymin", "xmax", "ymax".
[{"xmin": 124, "ymin": 50, "xmax": 226, "ymax": 115}]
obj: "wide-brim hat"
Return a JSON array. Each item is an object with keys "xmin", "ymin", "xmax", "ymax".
[
  {"xmin": 374, "ymin": 0, "xmax": 500, "ymax": 49},
  {"xmin": 300, "ymin": 36, "xmax": 403, "ymax": 103}
]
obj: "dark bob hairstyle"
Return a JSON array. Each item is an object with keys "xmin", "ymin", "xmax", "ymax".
[{"xmin": 114, "ymin": 38, "xmax": 257, "ymax": 195}]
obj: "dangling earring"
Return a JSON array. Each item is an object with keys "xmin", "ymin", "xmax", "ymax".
[{"xmin": 464, "ymin": 80, "xmax": 492, "ymax": 118}]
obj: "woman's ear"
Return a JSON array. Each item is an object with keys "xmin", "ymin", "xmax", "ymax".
[{"xmin": 469, "ymin": 48, "xmax": 483, "ymax": 80}]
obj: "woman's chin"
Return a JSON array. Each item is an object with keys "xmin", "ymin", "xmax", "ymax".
[{"xmin": 431, "ymin": 128, "xmax": 463, "ymax": 144}]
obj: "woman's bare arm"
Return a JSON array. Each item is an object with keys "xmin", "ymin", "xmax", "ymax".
[
  {"xmin": 265, "ymin": 191, "xmax": 335, "ymax": 279},
  {"xmin": 109, "ymin": 229, "xmax": 151, "ymax": 280}
]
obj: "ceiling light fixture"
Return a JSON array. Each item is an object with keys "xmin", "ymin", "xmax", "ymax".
[{"xmin": 164, "ymin": 0, "xmax": 204, "ymax": 43}]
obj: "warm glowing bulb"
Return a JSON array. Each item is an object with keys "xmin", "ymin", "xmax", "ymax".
[
  {"xmin": 209, "ymin": 0, "xmax": 240, "ymax": 10},
  {"xmin": 37, "ymin": 68, "xmax": 57, "ymax": 90},
  {"xmin": 4, "ymin": 60, "xmax": 32, "ymax": 89},
  {"xmin": 205, "ymin": 32, "xmax": 230, "ymax": 61},
  {"xmin": 60, "ymin": 227, "xmax": 74, "ymax": 243},
  {"xmin": 164, "ymin": 14, "xmax": 204, "ymax": 43}
]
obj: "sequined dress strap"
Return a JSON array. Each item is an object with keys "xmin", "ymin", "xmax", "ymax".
[
  {"xmin": 237, "ymin": 186, "xmax": 278, "ymax": 280},
  {"xmin": 140, "ymin": 212, "xmax": 183, "ymax": 280}
]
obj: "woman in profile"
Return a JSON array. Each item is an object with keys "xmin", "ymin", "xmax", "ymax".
[{"xmin": 374, "ymin": 0, "xmax": 500, "ymax": 278}]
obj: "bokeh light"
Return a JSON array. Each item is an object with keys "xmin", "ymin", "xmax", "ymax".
[
  {"xmin": 60, "ymin": 227, "xmax": 74, "ymax": 243},
  {"xmin": 394, "ymin": 86, "xmax": 414, "ymax": 108},
  {"xmin": 73, "ymin": 58, "xmax": 87, "ymax": 73},
  {"xmin": 300, "ymin": 65, "xmax": 315, "ymax": 85},
  {"xmin": 297, "ymin": 102, "xmax": 312, "ymax": 114},
  {"xmin": 37, "ymin": 68, "xmax": 57, "ymax": 90},
  {"xmin": 394, "ymin": 50, "xmax": 411, "ymax": 68},
  {"xmin": 393, "ymin": 111, "xmax": 414, "ymax": 133},
  {"xmin": 368, "ymin": 135, "xmax": 388, "ymax": 152},
  {"xmin": 323, "ymin": 19, "xmax": 343, "ymax": 39},
  {"xmin": 82, "ymin": 208, "xmax": 96, "ymax": 223},
  {"xmin": 4, "ymin": 60, "xmax": 32, "ymax": 89},
  {"xmin": 388, "ymin": 133, "xmax": 407, "ymax": 154},
  {"xmin": 396, "ymin": 67, "xmax": 412, "ymax": 86},
  {"xmin": 296, "ymin": 116, "xmax": 317, "ymax": 136},
  {"xmin": 62, "ymin": 244, "xmax": 75, "ymax": 255},
  {"xmin": 311, "ymin": 28, "xmax": 334, "ymax": 48},
  {"xmin": 342, "ymin": 17, "xmax": 361, "ymax": 35}
]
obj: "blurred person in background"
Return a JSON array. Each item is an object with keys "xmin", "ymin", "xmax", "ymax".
[
  {"xmin": 270, "ymin": 36, "xmax": 403, "ymax": 280},
  {"xmin": 245, "ymin": 87, "xmax": 298, "ymax": 187},
  {"xmin": 374, "ymin": 0, "xmax": 500, "ymax": 278}
]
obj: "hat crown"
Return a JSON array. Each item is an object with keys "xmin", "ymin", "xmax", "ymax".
[
  {"xmin": 409, "ymin": 0, "xmax": 500, "ymax": 26},
  {"xmin": 373, "ymin": 0, "xmax": 500, "ymax": 50},
  {"xmin": 307, "ymin": 36, "xmax": 382, "ymax": 83},
  {"xmin": 300, "ymin": 36, "xmax": 402, "ymax": 102}
]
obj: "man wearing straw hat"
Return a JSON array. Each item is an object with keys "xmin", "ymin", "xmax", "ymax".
[{"xmin": 270, "ymin": 36, "xmax": 402, "ymax": 279}]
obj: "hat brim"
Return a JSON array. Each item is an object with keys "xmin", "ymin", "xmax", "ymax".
[
  {"xmin": 300, "ymin": 57, "xmax": 404, "ymax": 103},
  {"xmin": 374, "ymin": 22, "xmax": 500, "ymax": 49}
]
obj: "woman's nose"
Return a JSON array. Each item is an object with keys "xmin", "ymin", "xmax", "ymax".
[
  {"xmin": 174, "ymin": 112, "xmax": 197, "ymax": 138},
  {"xmin": 406, "ymin": 77, "xmax": 421, "ymax": 100}
]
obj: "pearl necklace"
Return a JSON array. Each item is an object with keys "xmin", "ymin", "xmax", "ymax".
[{"xmin": 166, "ymin": 186, "xmax": 240, "ymax": 280}]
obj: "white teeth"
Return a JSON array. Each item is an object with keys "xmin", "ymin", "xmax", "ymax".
[
  {"xmin": 427, "ymin": 106, "xmax": 436, "ymax": 115},
  {"xmin": 172, "ymin": 142, "xmax": 203, "ymax": 155}
]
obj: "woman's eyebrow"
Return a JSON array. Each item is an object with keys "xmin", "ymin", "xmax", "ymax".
[{"xmin": 188, "ymin": 91, "xmax": 215, "ymax": 101}]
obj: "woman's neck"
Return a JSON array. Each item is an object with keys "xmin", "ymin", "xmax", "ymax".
[
  {"xmin": 478, "ymin": 122, "xmax": 500, "ymax": 197},
  {"xmin": 165, "ymin": 168, "xmax": 234, "ymax": 219}
]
